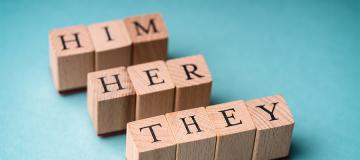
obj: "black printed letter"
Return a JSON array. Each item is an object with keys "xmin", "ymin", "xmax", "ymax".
[
  {"xmin": 139, "ymin": 124, "xmax": 162, "ymax": 143},
  {"xmin": 218, "ymin": 108, "xmax": 242, "ymax": 127},
  {"xmin": 103, "ymin": 26, "xmax": 113, "ymax": 41},
  {"xmin": 98, "ymin": 74, "xmax": 125, "ymax": 93},
  {"xmin": 180, "ymin": 115, "xmax": 203, "ymax": 134},
  {"xmin": 133, "ymin": 19, "xmax": 158, "ymax": 36},
  {"xmin": 256, "ymin": 102, "xmax": 279, "ymax": 121},
  {"xmin": 181, "ymin": 64, "xmax": 204, "ymax": 80},
  {"xmin": 143, "ymin": 68, "xmax": 165, "ymax": 86},
  {"xmin": 59, "ymin": 33, "xmax": 82, "ymax": 50}
]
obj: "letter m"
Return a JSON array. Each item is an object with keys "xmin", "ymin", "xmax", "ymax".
[{"xmin": 133, "ymin": 18, "xmax": 158, "ymax": 36}]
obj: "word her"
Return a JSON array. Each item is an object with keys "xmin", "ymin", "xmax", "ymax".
[{"xmin": 87, "ymin": 55, "xmax": 212, "ymax": 135}]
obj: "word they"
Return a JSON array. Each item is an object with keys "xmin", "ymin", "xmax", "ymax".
[{"xmin": 126, "ymin": 95, "xmax": 295, "ymax": 160}]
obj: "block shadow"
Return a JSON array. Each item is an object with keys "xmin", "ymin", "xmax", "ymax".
[{"xmin": 287, "ymin": 134, "xmax": 312, "ymax": 159}]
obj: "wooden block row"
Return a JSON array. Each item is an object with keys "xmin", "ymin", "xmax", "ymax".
[
  {"xmin": 87, "ymin": 54, "xmax": 212, "ymax": 135},
  {"xmin": 50, "ymin": 13, "xmax": 168, "ymax": 93},
  {"xmin": 126, "ymin": 95, "xmax": 295, "ymax": 160}
]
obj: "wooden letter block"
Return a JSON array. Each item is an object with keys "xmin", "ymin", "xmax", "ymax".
[
  {"xmin": 246, "ymin": 95, "xmax": 295, "ymax": 160},
  {"xmin": 165, "ymin": 107, "xmax": 217, "ymax": 160},
  {"xmin": 49, "ymin": 25, "xmax": 94, "ymax": 92},
  {"xmin": 126, "ymin": 115, "xmax": 176, "ymax": 160},
  {"xmin": 87, "ymin": 67, "xmax": 135, "ymax": 135},
  {"xmin": 124, "ymin": 13, "xmax": 168, "ymax": 64},
  {"xmin": 206, "ymin": 100, "xmax": 256, "ymax": 160},
  {"xmin": 88, "ymin": 20, "xmax": 132, "ymax": 71},
  {"xmin": 127, "ymin": 61, "xmax": 175, "ymax": 120},
  {"xmin": 167, "ymin": 54, "xmax": 212, "ymax": 111}
]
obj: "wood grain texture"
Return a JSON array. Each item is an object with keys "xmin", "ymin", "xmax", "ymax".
[
  {"xmin": 126, "ymin": 115, "xmax": 176, "ymax": 160},
  {"xmin": 127, "ymin": 60, "xmax": 175, "ymax": 120},
  {"xmin": 166, "ymin": 54, "xmax": 212, "ymax": 111},
  {"xmin": 49, "ymin": 25, "xmax": 94, "ymax": 92},
  {"xmin": 246, "ymin": 95, "xmax": 295, "ymax": 160},
  {"xmin": 88, "ymin": 20, "xmax": 132, "ymax": 71},
  {"xmin": 124, "ymin": 13, "xmax": 168, "ymax": 64},
  {"xmin": 165, "ymin": 107, "xmax": 217, "ymax": 160},
  {"xmin": 206, "ymin": 100, "xmax": 256, "ymax": 160},
  {"xmin": 87, "ymin": 67, "xmax": 135, "ymax": 135}
]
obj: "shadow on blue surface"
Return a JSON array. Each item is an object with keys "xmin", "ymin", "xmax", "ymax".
[{"xmin": 288, "ymin": 134, "xmax": 314, "ymax": 159}]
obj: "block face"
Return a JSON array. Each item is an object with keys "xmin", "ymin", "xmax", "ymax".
[
  {"xmin": 246, "ymin": 95, "xmax": 295, "ymax": 160},
  {"xmin": 167, "ymin": 54, "xmax": 212, "ymax": 111},
  {"xmin": 166, "ymin": 55, "xmax": 212, "ymax": 88},
  {"xmin": 165, "ymin": 107, "xmax": 217, "ymax": 160},
  {"xmin": 124, "ymin": 13, "xmax": 168, "ymax": 64},
  {"xmin": 49, "ymin": 25, "xmax": 94, "ymax": 56},
  {"xmin": 206, "ymin": 100, "xmax": 256, "ymax": 160},
  {"xmin": 126, "ymin": 115, "xmax": 176, "ymax": 160},
  {"xmin": 87, "ymin": 67, "xmax": 136, "ymax": 135},
  {"xmin": 127, "ymin": 61, "xmax": 175, "ymax": 120},
  {"xmin": 88, "ymin": 20, "xmax": 132, "ymax": 70},
  {"xmin": 49, "ymin": 25, "xmax": 94, "ymax": 92}
]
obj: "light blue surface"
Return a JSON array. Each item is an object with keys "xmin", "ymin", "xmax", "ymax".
[{"xmin": 0, "ymin": 0, "xmax": 359, "ymax": 159}]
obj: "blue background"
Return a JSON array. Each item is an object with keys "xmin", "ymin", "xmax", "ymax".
[{"xmin": 0, "ymin": 0, "xmax": 359, "ymax": 159}]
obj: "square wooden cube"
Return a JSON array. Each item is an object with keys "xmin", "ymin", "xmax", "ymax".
[
  {"xmin": 165, "ymin": 107, "xmax": 217, "ymax": 160},
  {"xmin": 126, "ymin": 115, "xmax": 176, "ymax": 160},
  {"xmin": 88, "ymin": 20, "xmax": 132, "ymax": 71},
  {"xmin": 166, "ymin": 54, "xmax": 212, "ymax": 111},
  {"xmin": 124, "ymin": 13, "xmax": 168, "ymax": 64},
  {"xmin": 127, "ymin": 60, "xmax": 175, "ymax": 120},
  {"xmin": 246, "ymin": 95, "xmax": 295, "ymax": 160},
  {"xmin": 206, "ymin": 100, "xmax": 256, "ymax": 160},
  {"xmin": 49, "ymin": 25, "xmax": 95, "ymax": 92},
  {"xmin": 87, "ymin": 67, "xmax": 136, "ymax": 135}
]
